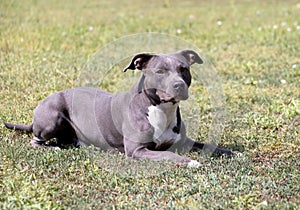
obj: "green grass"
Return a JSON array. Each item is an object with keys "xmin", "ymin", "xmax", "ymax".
[{"xmin": 1, "ymin": 0, "xmax": 299, "ymax": 209}]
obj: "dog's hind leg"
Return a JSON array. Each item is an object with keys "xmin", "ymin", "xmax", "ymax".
[{"xmin": 30, "ymin": 136, "xmax": 47, "ymax": 148}]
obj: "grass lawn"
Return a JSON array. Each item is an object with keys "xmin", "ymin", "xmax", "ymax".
[{"xmin": 1, "ymin": 0, "xmax": 299, "ymax": 209}]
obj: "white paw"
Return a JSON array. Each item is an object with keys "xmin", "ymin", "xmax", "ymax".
[
  {"xmin": 233, "ymin": 151, "xmax": 243, "ymax": 157},
  {"xmin": 187, "ymin": 160, "xmax": 201, "ymax": 168}
]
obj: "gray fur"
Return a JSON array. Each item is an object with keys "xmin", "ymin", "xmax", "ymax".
[{"xmin": 4, "ymin": 50, "xmax": 233, "ymax": 167}]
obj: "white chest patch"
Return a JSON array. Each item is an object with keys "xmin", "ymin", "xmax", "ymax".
[{"xmin": 147, "ymin": 104, "xmax": 181, "ymax": 148}]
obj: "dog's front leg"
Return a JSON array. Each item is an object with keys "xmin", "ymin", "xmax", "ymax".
[
  {"xmin": 124, "ymin": 141, "xmax": 201, "ymax": 167},
  {"xmin": 133, "ymin": 147, "xmax": 201, "ymax": 168},
  {"xmin": 187, "ymin": 137, "xmax": 233, "ymax": 157}
]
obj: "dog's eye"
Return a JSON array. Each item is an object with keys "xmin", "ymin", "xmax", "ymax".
[{"xmin": 155, "ymin": 69, "xmax": 165, "ymax": 74}]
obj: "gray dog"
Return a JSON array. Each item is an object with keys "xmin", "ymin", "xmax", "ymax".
[{"xmin": 4, "ymin": 50, "xmax": 233, "ymax": 167}]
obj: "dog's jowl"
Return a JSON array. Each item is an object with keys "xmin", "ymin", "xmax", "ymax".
[{"xmin": 4, "ymin": 50, "xmax": 233, "ymax": 167}]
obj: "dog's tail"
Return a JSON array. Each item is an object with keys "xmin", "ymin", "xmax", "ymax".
[{"xmin": 3, "ymin": 121, "xmax": 33, "ymax": 133}]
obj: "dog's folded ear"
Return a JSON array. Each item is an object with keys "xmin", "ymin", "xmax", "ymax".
[
  {"xmin": 178, "ymin": 50, "xmax": 203, "ymax": 65},
  {"xmin": 123, "ymin": 53, "xmax": 154, "ymax": 72}
]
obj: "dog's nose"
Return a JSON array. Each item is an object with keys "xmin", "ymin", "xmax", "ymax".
[{"xmin": 173, "ymin": 82, "xmax": 185, "ymax": 90}]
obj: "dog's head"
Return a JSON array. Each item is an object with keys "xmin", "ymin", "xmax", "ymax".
[{"xmin": 123, "ymin": 50, "xmax": 203, "ymax": 104}]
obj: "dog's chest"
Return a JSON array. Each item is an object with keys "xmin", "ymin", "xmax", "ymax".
[{"xmin": 147, "ymin": 104, "xmax": 181, "ymax": 148}]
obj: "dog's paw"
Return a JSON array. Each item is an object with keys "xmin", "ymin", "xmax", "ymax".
[
  {"xmin": 232, "ymin": 151, "xmax": 243, "ymax": 157},
  {"xmin": 214, "ymin": 148, "xmax": 236, "ymax": 158},
  {"xmin": 187, "ymin": 160, "xmax": 201, "ymax": 168}
]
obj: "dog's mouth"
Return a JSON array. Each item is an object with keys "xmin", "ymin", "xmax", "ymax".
[
  {"xmin": 144, "ymin": 88, "xmax": 187, "ymax": 105},
  {"xmin": 156, "ymin": 90, "xmax": 183, "ymax": 103},
  {"xmin": 161, "ymin": 98, "xmax": 178, "ymax": 104}
]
